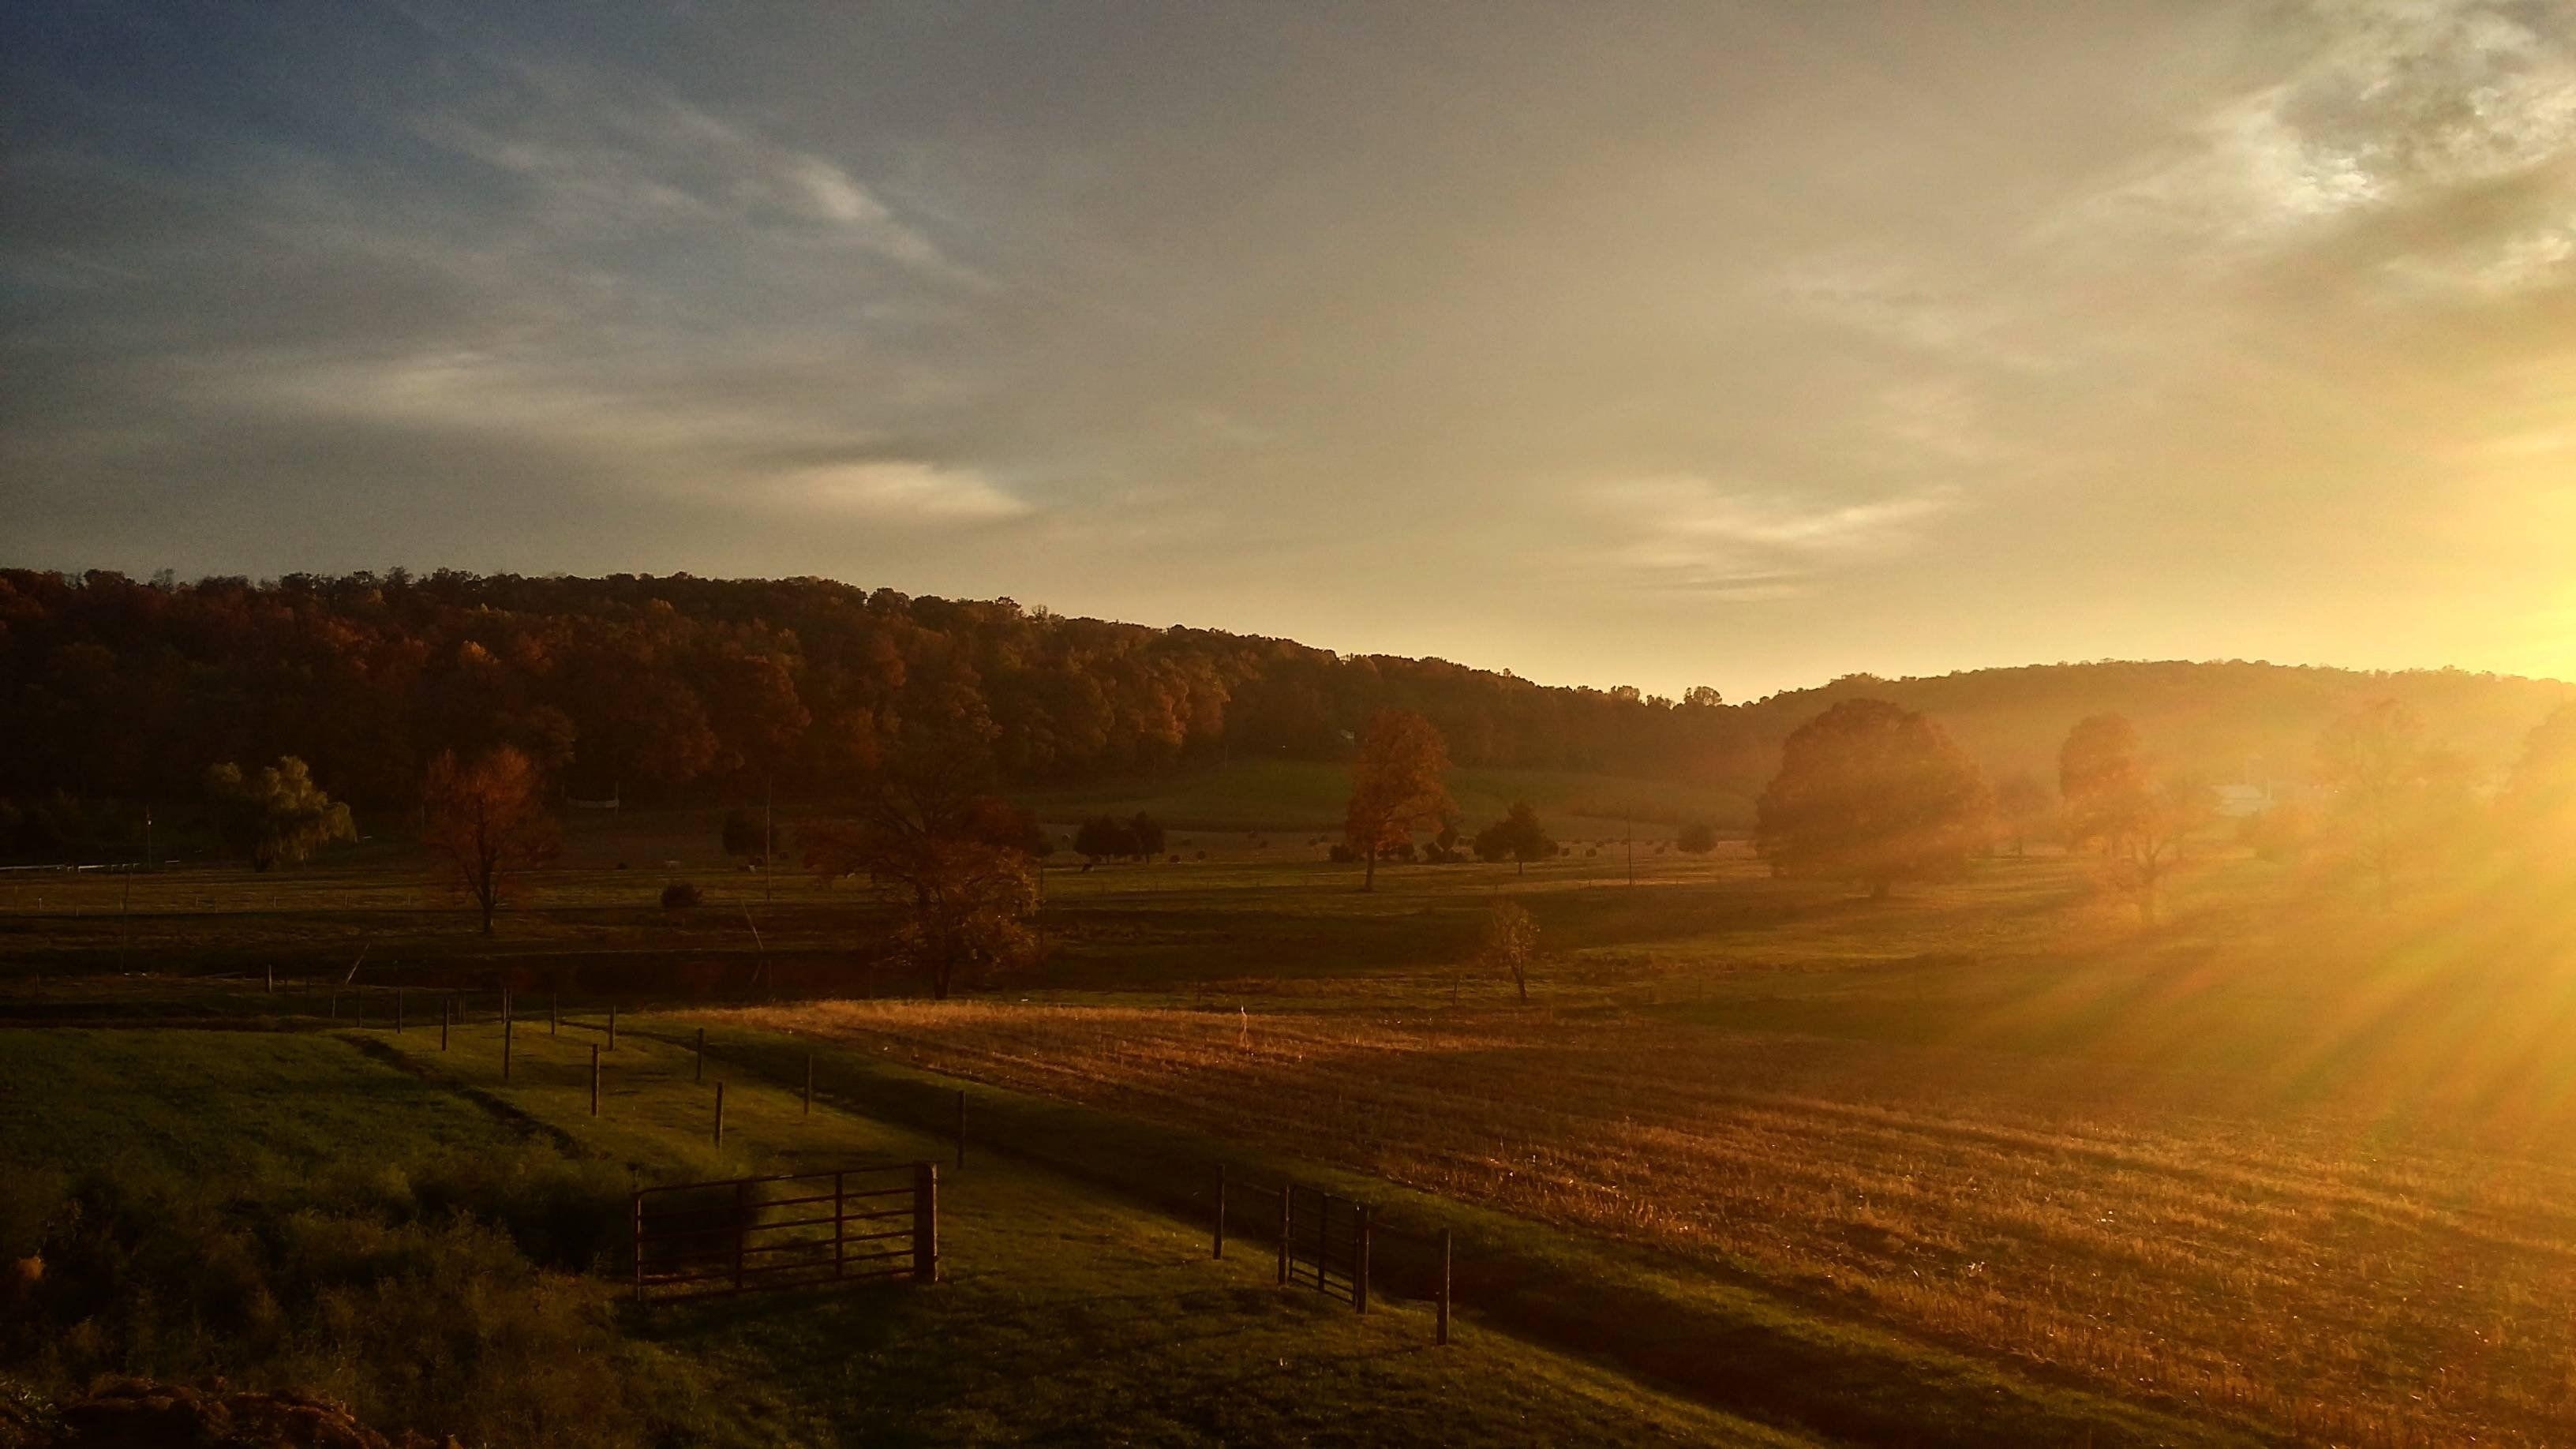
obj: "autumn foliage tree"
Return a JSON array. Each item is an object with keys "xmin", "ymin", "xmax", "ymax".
[
  {"xmin": 802, "ymin": 713, "xmax": 1046, "ymax": 998},
  {"xmin": 2499, "ymin": 704, "xmax": 2576, "ymax": 867},
  {"xmin": 1754, "ymin": 698, "xmax": 1990, "ymax": 897},
  {"xmin": 203, "ymin": 755, "xmax": 354, "ymax": 871},
  {"xmin": 2316, "ymin": 699, "xmax": 2469, "ymax": 906},
  {"xmin": 2056, "ymin": 714, "xmax": 2213, "ymax": 923},
  {"xmin": 2058, "ymin": 715, "xmax": 2144, "ymax": 853},
  {"xmin": 421, "ymin": 747, "xmax": 558, "ymax": 935},
  {"xmin": 1342, "ymin": 709, "xmax": 1455, "ymax": 892}
]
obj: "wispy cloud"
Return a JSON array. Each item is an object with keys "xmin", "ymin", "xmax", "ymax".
[
  {"xmin": 414, "ymin": 64, "xmax": 969, "ymax": 280},
  {"xmin": 770, "ymin": 460, "xmax": 1031, "ymax": 522},
  {"xmin": 1585, "ymin": 475, "xmax": 1958, "ymax": 598}
]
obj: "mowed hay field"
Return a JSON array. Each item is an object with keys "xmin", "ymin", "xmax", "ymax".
[{"xmin": 721, "ymin": 849, "xmax": 2576, "ymax": 1449}]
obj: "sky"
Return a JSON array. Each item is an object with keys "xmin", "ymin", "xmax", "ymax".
[{"xmin": 6, "ymin": 1, "xmax": 2576, "ymax": 701}]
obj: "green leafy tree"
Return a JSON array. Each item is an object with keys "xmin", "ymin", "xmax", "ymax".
[
  {"xmin": 721, "ymin": 807, "xmax": 777, "ymax": 865},
  {"xmin": 203, "ymin": 756, "xmax": 354, "ymax": 871},
  {"xmin": 1675, "ymin": 820, "xmax": 1719, "ymax": 856},
  {"xmin": 1474, "ymin": 802, "xmax": 1556, "ymax": 874},
  {"xmin": 1755, "ymin": 699, "xmax": 1990, "ymax": 897},
  {"xmin": 1343, "ymin": 710, "xmax": 1455, "ymax": 892},
  {"xmin": 1127, "ymin": 811, "xmax": 1167, "ymax": 859},
  {"xmin": 1074, "ymin": 815, "xmax": 1138, "ymax": 864}
]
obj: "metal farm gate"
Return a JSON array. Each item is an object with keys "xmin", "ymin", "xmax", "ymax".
[
  {"xmin": 631, "ymin": 1162, "xmax": 938, "ymax": 1302},
  {"xmin": 1279, "ymin": 1182, "xmax": 1368, "ymax": 1309}
]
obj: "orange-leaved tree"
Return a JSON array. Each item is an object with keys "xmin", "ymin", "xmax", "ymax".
[
  {"xmin": 1755, "ymin": 698, "xmax": 1990, "ymax": 897},
  {"xmin": 803, "ymin": 711, "xmax": 1048, "ymax": 998},
  {"xmin": 1342, "ymin": 708, "xmax": 1455, "ymax": 893},
  {"xmin": 421, "ymin": 746, "xmax": 559, "ymax": 935}
]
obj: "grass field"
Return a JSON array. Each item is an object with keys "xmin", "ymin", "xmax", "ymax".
[
  {"xmin": 8, "ymin": 801, "xmax": 2576, "ymax": 1447},
  {"xmin": 0, "ymin": 1026, "xmax": 1814, "ymax": 1447},
  {"xmin": 702, "ymin": 852, "xmax": 2576, "ymax": 1449}
]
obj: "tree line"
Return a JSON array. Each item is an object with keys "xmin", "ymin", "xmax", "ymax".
[{"xmin": 0, "ymin": 568, "xmax": 1747, "ymax": 856}]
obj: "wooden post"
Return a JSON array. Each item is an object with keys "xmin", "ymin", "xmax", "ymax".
[
  {"xmin": 1277, "ymin": 1184, "xmax": 1291, "ymax": 1286},
  {"xmin": 503, "ymin": 1013, "xmax": 513, "ymax": 1081},
  {"xmin": 954, "ymin": 1089, "xmax": 967, "ymax": 1169},
  {"xmin": 631, "ymin": 1191, "xmax": 646, "ymax": 1301},
  {"xmin": 607, "ymin": 1001, "xmax": 617, "ymax": 1050},
  {"xmin": 713, "ymin": 1080, "xmax": 725, "ymax": 1145},
  {"xmin": 440, "ymin": 996, "xmax": 449, "ymax": 1052},
  {"xmin": 395, "ymin": 988, "xmax": 403, "ymax": 1034},
  {"xmin": 732, "ymin": 1178, "xmax": 747, "ymax": 1294},
  {"xmin": 549, "ymin": 993, "xmax": 558, "ymax": 1036},
  {"xmin": 328, "ymin": 991, "xmax": 337, "ymax": 1021},
  {"xmin": 264, "ymin": 963, "xmax": 273, "ymax": 994},
  {"xmin": 590, "ymin": 1044, "xmax": 601, "ymax": 1117},
  {"xmin": 803, "ymin": 1053, "xmax": 814, "ymax": 1115},
  {"xmin": 1354, "ymin": 1204, "xmax": 1372, "ymax": 1315},
  {"xmin": 354, "ymin": 987, "xmax": 364, "ymax": 1028},
  {"xmin": 1437, "ymin": 1228, "xmax": 1453, "ymax": 1346},
  {"xmin": 833, "ymin": 1170, "xmax": 846, "ymax": 1279},
  {"xmin": 1213, "ymin": 1163, "xmax": 1226, "ymax": 1260},
  {"xmin": 695, "ymin": 1027, "xmax": 705, "ymax": 1083},
  {"xmin": 912, "ymin": 1162, "xmax": 939, "ymax": 1283}
]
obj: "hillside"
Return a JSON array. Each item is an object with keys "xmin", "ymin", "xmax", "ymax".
[
  {"xmin": 1742, "ymin": 660, "xmax": 2573, "ymax": 796},
  {"xmin": 2, "ymin": 570, "xmax": 2566, "ymax": 854}
]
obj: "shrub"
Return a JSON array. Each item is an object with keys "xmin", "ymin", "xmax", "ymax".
[{"xmin": 659, "ymin": 882, "xmax": 701, "ymax": 909}]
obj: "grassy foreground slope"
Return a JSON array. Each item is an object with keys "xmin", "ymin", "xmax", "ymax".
[{"xmin": 1, "ymin": 1027, "xmax": 1811, "ymax": 1449}]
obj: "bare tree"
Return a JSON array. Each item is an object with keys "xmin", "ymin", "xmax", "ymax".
[{"xmin": 1480, "ymin": 898, "xmax": 1540, "ymax": 1004}]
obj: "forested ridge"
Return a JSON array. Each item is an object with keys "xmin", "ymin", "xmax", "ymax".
[
  {"xmin": 0, "ymin": 569, "xmax": 1754, "ymax": 820},
  {"xmin": 3, "ymin": 568, "xmax": 2567, "ymax": 855}
]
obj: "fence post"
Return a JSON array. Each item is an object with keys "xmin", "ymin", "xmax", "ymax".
[
  {"xmin": 803, "ymin": 1053, "xmax": 813, "ymax": 1115},
  {"xmin": 713, "ymin": 1081, "xmax": 725, "ymax": 1145},
  {"xmin": 695, "ymin": 1027, "xmax": 705, "ymax": 1083},
  {"xmin": 631, "ymin": 1191, "xmax": 645, "ymax": 1301},
  {"xmin": 1354, "ymin": 1204, "xmax": 1372, "ymax": 1316},
  {"xmin": 1437, "ymin": 1228, "xmax": 1452, "ymax": 1346},
  {"xmin": 265, "ymin": 963, "xmax": 274, "ymax": 994},
  {"xmin": 607, "ymin": 1000, "xmax": 616, "ymax": 1050},
  {"xmin": 1277, "ymin": 1184, "xmax": 1291, "ymax": 1286},
  {"xmin": 590, "ymin": 1044, "xmax": 601, "ymax": 1117},
  {"xmin": 833, "ymin": 1170, "xmax": 846, "ymax": 1279},
  {"xmin": 955, "ymin": 1089, "xmax": 967, "ymax": 1169},
  {"xmin": 732, "ymin": 1179, "xmax": 747, "ymax": 1294},
  {"xmin": 440, "ymin": 996, "xmax": 449, "ymax": 1052},
  {"xmin": 912, "ymin": 1162, "xmax": 939, "ymax": 1283},
  {"xmin": 328, "ymin": 992, "xmax": 337, "ymax": 1021},
  {"xmin": 355, "ymin": 987, "xmax": 365, "ymax": 1028},
  {"xmin": 550, "ymin": 993, "xmax": 558, "ymax": 1036},
  {"xmin": 503, "ymin": 1013, "xmax": 513, "ymax": 1080},
  {"xmin": 1213, "ymin": 1163, "xmax": 1226, "ymax": 1260},
  {"xmin": 395, "ymin": 988, "xmax": 403, "ymax": 1034}
]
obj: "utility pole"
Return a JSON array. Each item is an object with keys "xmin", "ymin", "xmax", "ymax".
[{"xmin": 763, "ymin": 771, "xmax": 774, "ymax": 908}]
